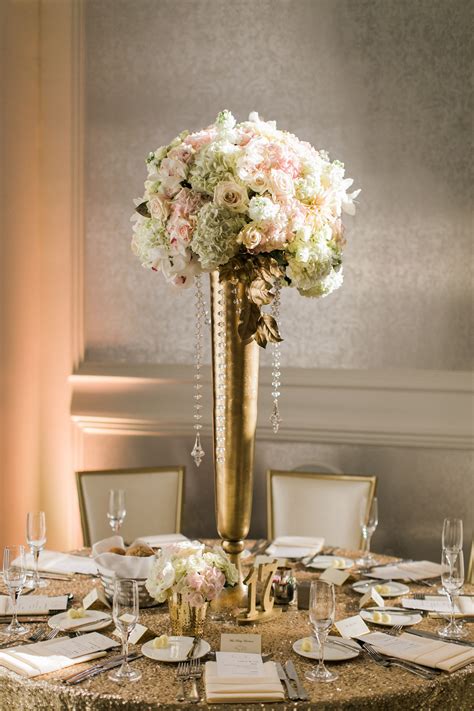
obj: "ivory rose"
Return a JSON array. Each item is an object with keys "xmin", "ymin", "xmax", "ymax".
[{"xmin": 213, "ymin": 180, "xmax": 248, "ymax": 213}]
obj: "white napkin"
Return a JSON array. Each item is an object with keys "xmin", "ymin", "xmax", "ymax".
[
  {"xmin": 266, "ymin": 536, "xmax": 324, "ymax": 559},
  {"xmin": 23, "ymin": 550, "xmax": 97, "ymax": 576},
  {"xmin": 0, "ymin": 632, "xmax": 117, "ymax": 678},
  {"xmin": 0, "ymin": 596, "xmax": 68, "ymax": 616},
  {"xmin": 205, "ymin": 661, "xmax": 284, "ymax": 703},
  {"xmin": 136, "ymin": 533, "xmax": 188, "ymax": 548},
  {"xmin": 92, "ymin": 536, "xmax": 155, "ymax": 579},
  {"xmin": 366, "ymin": 560, "xmax": 443, "ymax": 581},
  {"xmin": 362, "ymin": 631, "xmax": 474, "ymax": 672},
  {"xmin": 402, "ymin": 596, "xmax": 474, "ymax": 617}
]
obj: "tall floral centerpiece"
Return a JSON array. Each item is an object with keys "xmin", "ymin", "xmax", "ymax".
[{"xmin": 133, "ymin": 111, "xmax": 359, "ymax": 606}]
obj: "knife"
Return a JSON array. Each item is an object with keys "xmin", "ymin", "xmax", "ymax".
[
  {"xmin": 284, "ymin": 660, "xmax": 308, "ymax": 700},
  {"xmin": 405, "ymin": 629, "xmax": 474, "ymax": 648},
  {"xmin": 65, "ymin": 653, "xmax": 143, "ymax": 684},
  {"xmin": 276, "ymin": 662, "xmax": 299, "ymax": 700},
  {"xmin": 186, "ymin": 636, "xmax": 200, "ymax": 659}
]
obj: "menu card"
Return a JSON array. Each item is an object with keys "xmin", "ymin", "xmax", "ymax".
[
  {"xmin": 366, "ymin": 560, "xmax": 442, "ymax": 581},
  {"xmin": 216, "ymin": 652, "xmax": 264, "ymax": 678},
  {"xmin": 0, "ymin": 595, "xmax": 68, "ymax": 615},
  {"xmin": 220, "ymin": 634, "xmax": 262, "ymax": 654}
]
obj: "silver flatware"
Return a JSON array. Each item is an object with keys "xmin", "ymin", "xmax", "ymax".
[
  {"xmin": 248, "ymin": 539, "xmax": 266, "ymax": 554},
  {"xmin": 64, "ymin": 653, "xmax": 142, "ymax": 684},
  {"xmin": 405, "ymin": 629, "xmax": 474, "ymax": 648},
  {"xmin": 284, "ymin": 659, "xmax": 308, "ymax": 700},
  {"xmin": 186, "ymin": 636, "xmax": 200, "ymax": 659},
  {"xmin": 187, "ymin": 659, "xmax": 201, "ymax": 703},
  {"xmin": 276, "ymin": 662, "xmax": 299, "ymax": 700},
  {"xmin": 361, "ymin": 642, "xmax": 438, "ymax": 679},
  {"xmin": 176, "ymin": 662, "xmax": 190, "ymax": 702}
]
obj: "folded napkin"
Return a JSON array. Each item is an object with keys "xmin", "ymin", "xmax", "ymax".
[
  {"xmin": 23, "ymin": 550, "xmax": 97, "ymax": 576},
  {"xmin": 361, "ymin": 631, "xmax": 474, "ymax": 673},
  {"xmin": 367, "ymin": 560, "xmax": 442, "ymax": 581},
  {"xmin": 0, "ymin": 632, "xmax": 117, "ymax": 678},
  {"xmin": 205, "ymin": 661, "xmax": 284, "ymax": 703},
  {"xmin": 136, "ymin": 533, "xmax": 188, "ymax": 548},
  {"xmin": 92, "ymin": 536, "xmax": 155, "ymax": 579},
  {"xmin": 266, "ymin": 536, "xmax": 324, "ymax": 559},
  {"xmin": 0, "ymin": 595, "xmax": 68, "ymax": 616},
  {"xmin": 402, "ymin": 596, "xmax": 474, "ymax": 617}
]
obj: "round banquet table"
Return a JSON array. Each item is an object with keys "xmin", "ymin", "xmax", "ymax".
[{"xmin": 0, "ymin": 544, "xmax": 472, "ymax": 711}]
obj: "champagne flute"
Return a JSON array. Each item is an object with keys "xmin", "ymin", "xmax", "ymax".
[
  {"xmin": 107, "ymin": 490, "xmax": 126, "ymax": 535},
  {"xmin": 439, "ymin": 549, "xmax": 466, "ymax": 639},
  {"xmin": 442, "ymin": 518, "xmax": 463, "ymax": 560},
  {"xmin": 356, "ymin": 497, "xmax": 378, "ymax": 567},
  {"xmin": 109, "ymin": 578, "xmax": 141, "ymax": 683},
  {"xmin": 26, "ymin": 511, "xmax": 48, "ymax": 589},
  {"xmin": 305, "ymin": 580, "xmax": 337, "ymax": 683},
  {"xmin": 1, "ymin": 545, "xmax": 29, "ymax": 637}
]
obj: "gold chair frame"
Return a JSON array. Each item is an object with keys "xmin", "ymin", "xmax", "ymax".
[
  {"xmin": 76, "ymin": 465, "xmax": 185, "ymax": 547},
  {"xmin": 266, "ymin": 469, "xmax": 377, "ymax": 547}
]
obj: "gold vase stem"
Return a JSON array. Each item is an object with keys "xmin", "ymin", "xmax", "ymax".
[{"xmin": 210, "ymin": 272, "xmax": 259, "ymax": 607}]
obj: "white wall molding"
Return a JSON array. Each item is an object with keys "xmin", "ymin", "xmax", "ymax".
[{"xmin": 70, "ymin": 364, "xmax": 473, "ymax": 450}]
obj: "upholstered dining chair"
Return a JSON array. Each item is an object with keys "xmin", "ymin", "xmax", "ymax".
[
  {"xmin": 468, "ymin": 541, "xmax": 474, "ymax": 585},
  {"xmin": 76, "ymin": 466, "xmax": 185, "ymax": 546},
  {"xmin": 266, "ymin": 469, "xmax": 377, "ymax": 549}
]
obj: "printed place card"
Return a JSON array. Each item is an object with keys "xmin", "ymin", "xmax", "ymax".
[
  {"xmin": 83, "ymin": 587, "xmax": 111, "ymax": 610},
  {"xmin": 112, "ymin": 623, "xmax": 153, "ymax": 645},
  {"xmin": 220, "ymin": 633, "xmax": 262, "ymax": 654},
  {"xmin": 216, "ymin": 651, "xmax": 265, "ymax": 678},
  {"xmin": 319, "ymin": 568, "xmax": 351, "ymax": 586},
  {"xmin": 335, "ymin": 614, "xmax": 370, "ymax": 639},
  {"xmin": 359, "ymin": 586, "xmax": 385, "ymax": 609}
]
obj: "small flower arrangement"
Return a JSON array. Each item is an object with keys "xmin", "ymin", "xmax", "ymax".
[
  {"xmin": 132, "ymin": 110, "xmax": 359, "ymax": 346},
  {"xmin": 145, "ymin": 541, "xmax": 238, "ymax": 607}
]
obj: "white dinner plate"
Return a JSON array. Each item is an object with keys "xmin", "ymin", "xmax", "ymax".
[
  {"xmin": 352, "ymin": 581, "xmax": 410, "ymax": 597},
  {"xmin": 293, "ymin": 636, "xmax": 360, "ymax": 662},
  {"xmin": 360, "ymin": 609, "xmax": 422, "ymax": 627},
  {"xmin": 48, "ymin": 610, "xmax": 112, "ymax": 632},
  {"xmin": 141, "ymin": 636, "xmax": 211, "ymax": 663},
  {"xmin": 307, "ymin": 556, "xmax": 355, "ymax": 570}
]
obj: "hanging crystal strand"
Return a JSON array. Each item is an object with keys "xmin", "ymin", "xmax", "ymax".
[
  {"xmin": 214, "ymin": 279, "xmax": 227, "ymax": 464},
  {"xmin": 270, "ymin": 282, "xmax": 282, "ymax": 434},
  {"xmin": 191, "ymin": 274, "xmax": 205, "ymax": 466}
]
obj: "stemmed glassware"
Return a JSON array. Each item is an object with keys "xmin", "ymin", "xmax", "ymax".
[
  {"xmin": 439, "ymin": 549, "xmax": 466, "ymax": 639},
  {"xmin": 107, "ymin": 490, "xmax": 126, "ymax": 535},
  {"xmin": 356, "ymin": 497, "xmax": 378, "ymax": 567},
  {"xmin": 26, "ymin": 511, "xmax": 48, "ymax": 589},
  {"xmin": 1, "ymin": 545, "xmax": 29, "ymax": 637},
  {"xmin": 442, "ymin": 518, "xmax": 463, "ymax": 561},
  {"xmin": 305, "ymin": 580, "xmax": 338, "ymax": 683},
  {"xmin": 109, "ymin": 578, "xmax": 141, "ymax": 683}
]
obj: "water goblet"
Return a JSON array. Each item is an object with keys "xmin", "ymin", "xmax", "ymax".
[
  {"xmin": 26, "ymin": 511, "xmax": 48, "ymax": 589},
  {"xmin": 107, "ymin": 489, "xmax": 126, "ymax": 535},
  {"xmin": 305, "ymin": 580, "xmax": 338, "ymax": 683},
  {"xmin": 438, "ymin": 549, "xmax": 466, "ymax": 639},
  {"xmin": 1, "ymin": 545, "xmax": 29, "ymax": 637},
  {"xmin": 356, "ymin": 496, "xmax": 378, "ymax": 567},
  {"xmin": 109, "ymin": 578, "xmax": 141, "ymax": 683}
]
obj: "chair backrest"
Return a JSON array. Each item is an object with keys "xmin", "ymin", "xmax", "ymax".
[
  {"xmin": 76, "ymin": 466, "xmax": 185, "ymax": 546},
  {"xmin": 468, "ymin": 541, "xmax": 474, "ymax": 585},
  {"xmin": 267, "ymin": 469, "xmax": 377, "ymax": 549}
]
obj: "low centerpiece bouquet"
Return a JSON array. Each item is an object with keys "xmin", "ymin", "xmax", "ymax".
[{"xmin": 146, "ymin": 541, "xmax": 238, "ymax": 634}]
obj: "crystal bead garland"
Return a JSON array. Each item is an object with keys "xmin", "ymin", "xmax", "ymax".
[
  {"xmin": 214, "ymin": 278, "xmax": 227, "ymax": 464},
  {"xmin": 191, "ymin": 274, "xmax": 205, "ymax": 466},
  {"xmin": 270, "ymin": 282, "xmax": 282, "ymax": 433}
]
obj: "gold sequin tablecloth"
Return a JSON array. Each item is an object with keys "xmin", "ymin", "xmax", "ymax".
[{"xmin": 0, "ymin": 549, "xmax": 473, "ymax": 711}]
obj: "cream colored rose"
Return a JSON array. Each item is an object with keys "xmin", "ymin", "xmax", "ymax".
[
  {"xmin": 213, "ymin": 181, "xmax": 248, "ymax": 213},
  {"xmin": 237, "ymin": 223, "xmax": 263, "ymax": 250},
  {"xmin": 148, "ymin": 194, "xmax": 170, "ymax": 222},
  {"xmin": 248, "ymin": 172, "xmax": 268, "ymax": 194},
  {"xmin": 269, "ymin": 169, "xmax": 295, "ymax": 200}
]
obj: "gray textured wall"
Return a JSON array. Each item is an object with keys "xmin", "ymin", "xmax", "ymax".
[{"xmin": 84, "ymin": 0, "xmax": 472, "ymax": 370}]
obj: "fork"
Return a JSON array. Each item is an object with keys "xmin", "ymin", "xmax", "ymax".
[
  {"xmin": 0, "ymin": 625, "xmax": 58, "ymax": 650},
  {"xmin": 362, "ymin": 643, "xmax": 438, "ymax": 679},
  {"xmin": 388, "ymin": 624, "xmax": 403, "ymax": 636},
  {"xmin": 187, "ymin": 659, "xmax": 201, "ymax": 703},
  {"xmin": 176, "ymin": 662, "xmax": 190, "ymax": 702}
]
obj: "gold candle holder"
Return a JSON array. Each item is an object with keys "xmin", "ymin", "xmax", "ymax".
[{"xmin": 210, "ymin": 271, "xmax": 259, "ymax": 610}]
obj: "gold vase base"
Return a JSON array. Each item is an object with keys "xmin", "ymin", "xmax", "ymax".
[
  {"xmin": 211, "ymin": 582, "xmax": 248, "ymax": 615},
  {"xmin": 236, "ymin": 607, "xmax": 282, "ymax": 625}
]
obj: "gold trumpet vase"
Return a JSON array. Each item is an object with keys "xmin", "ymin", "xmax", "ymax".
[{"xmin": 210, "ymin": 271, "xmax": 259, "ymax": 610}]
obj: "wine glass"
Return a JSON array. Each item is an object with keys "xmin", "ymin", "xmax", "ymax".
[
  {"xmin": 439, "ymin": 549, "xmax": 466, "ymax": 639},
  {"xmin": 109, "ymin": 578, "xmax": 141, "ymax": 682},
  {"xmin": 305, "ymin": 580, "xmax": 337, "ymax": 683},
  {"xmin": 442, "ymin": 518, "xmax": 463, "ymax": 560},
  {"xmin": 356, "ymin": 497, "xmax": 378, "ymax": 567},
  {"xmin": 1, "ymin": 545, "xmax": 29, "ymax": 637},
  {"xmin": 26, "ymin": 511, "xmax": 48, "ymax": 589},
  {"xmin": 107, "ymin": 490, "xmax": 126, "ymax": 535}
]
